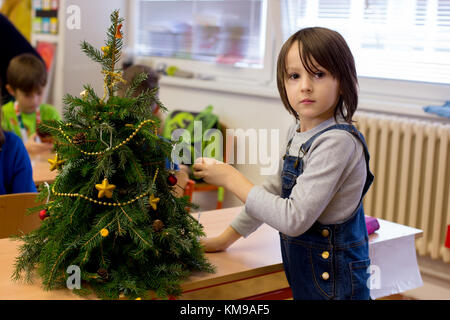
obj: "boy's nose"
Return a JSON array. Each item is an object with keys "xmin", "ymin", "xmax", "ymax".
[{"xmin": 300, "ymin": 78, "xmax": 312, "ymax": 92}]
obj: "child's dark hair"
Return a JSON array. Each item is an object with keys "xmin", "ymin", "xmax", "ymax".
[
  {"xmin": 276, "ymin": 27, "xmax": 358, "ymax": 124},
  {"xmin": 6, "ymin": 53, "xmax": 47, "ymax": 92},
  {"xmin": 118, "ymin": 64, "xmax": 160, "ymax": 98}
]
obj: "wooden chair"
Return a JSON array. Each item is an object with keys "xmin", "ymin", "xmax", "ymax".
[
  {"xmin": 0, "ymin": 193, "xmax": 42, "ymax": 239},
  {"xmin": 184, "ymin": 179, "xmax": 195, "ymax": 203},
  {"xmin": 184, "ymin": 179, "xmax": 224, "ymax": 211}
]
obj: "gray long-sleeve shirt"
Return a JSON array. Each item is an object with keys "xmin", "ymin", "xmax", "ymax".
[{"xmin": 230, "ymin": 116, "xmax": 367, "ymax": 238}]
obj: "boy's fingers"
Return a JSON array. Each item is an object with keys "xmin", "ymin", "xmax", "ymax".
[
  {"xmin": 193, "ymin": 170, "xmax": 204, "ymax": 178},
  {"xmin": 192, "ymin": 164, "xmax": 205, "ymax": 175},
  {"xmin": 194, "ymin": 157, "xmax": 204, "ymax": 164}
]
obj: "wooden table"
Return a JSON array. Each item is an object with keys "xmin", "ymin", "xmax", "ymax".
[
  {"xmin": 0, "ymin": 206, "xmax": 423, "ymax": 300},
  {"xmin": 30, "ymin": 151, "xmax": 58, "ymax": 186}
]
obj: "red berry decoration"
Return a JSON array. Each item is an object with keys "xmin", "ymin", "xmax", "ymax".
[
  {"xmin": 39, "ymin": 209, "xmax": 48, "ymax": 220},
  {"xmin": 167, "ymin": 174, "xmax": 177, "ymax": 186}
]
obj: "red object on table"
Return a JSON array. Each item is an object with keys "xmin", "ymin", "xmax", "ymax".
[{"xmin": 445, "ymin": 225, "xmax": 450, "ymax": 249}]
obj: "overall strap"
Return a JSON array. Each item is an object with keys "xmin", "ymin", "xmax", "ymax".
[{"xmin": 300, "ymin": 124, "xmax": 374, "ymax": 198}]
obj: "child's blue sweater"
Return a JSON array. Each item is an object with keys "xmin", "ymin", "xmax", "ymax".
[{"xmin": 0, "ymin": 131, "xmax": 37, "ymax": 195}]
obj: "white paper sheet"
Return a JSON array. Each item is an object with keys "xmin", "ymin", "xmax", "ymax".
[{"xmin": 369, "ymin": 235, "xmax": 423, "ymax": 299}]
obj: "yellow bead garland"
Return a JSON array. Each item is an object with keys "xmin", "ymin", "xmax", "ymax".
[
  {"xmin": 58, "ymin": 119, "xmax": 157, "ymax": 156},
  {"xmin": 51, "ymin": 168, "xmax": 159, "ymax": 207}
]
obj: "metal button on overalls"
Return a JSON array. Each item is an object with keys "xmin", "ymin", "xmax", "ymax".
[
  {"xmin": 321, "ymin": 229, "xmax": 329, "ymax": 237},
  {"xmin": 322, "ymin": 272, "xmax": 330, "ymax": 280},
  {"xmin": 322, "ymin": 251, "xmax": 330, "ymax": 259}
]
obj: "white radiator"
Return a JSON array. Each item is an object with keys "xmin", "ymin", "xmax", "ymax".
[{"xmin": 354, "ymin": 112, "xmax": 450, "ymax": 263}]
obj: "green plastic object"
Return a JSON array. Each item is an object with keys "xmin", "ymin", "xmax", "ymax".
[
  {"xmin": 162, "ymin": 105, "xmax": 221, "ymax": 167},
  {"xmin": 217, "ymin": 186, "xmax": 225, "ymax": 202},
  {"xmin": 166, "ymin": 65, "xmax": 179, "ymax": 76}
]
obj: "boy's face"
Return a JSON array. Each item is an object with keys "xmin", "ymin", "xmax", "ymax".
[
  {"xmin": 7, "ymin": 86, "xmax": 44, "ymax": 114},
  {"xmin": 284, "ymin": 41, "xmax": 340, "ymax": 130}
]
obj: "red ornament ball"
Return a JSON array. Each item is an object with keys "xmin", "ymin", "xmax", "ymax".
[
  {"xmin": 167, "ymin": 174, "xmax": 177, "ymax": 186},
  {"xmin": 39, "ymin": 209, "xmax": 48, "ymax": 220}
]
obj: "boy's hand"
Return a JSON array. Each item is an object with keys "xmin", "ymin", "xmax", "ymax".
[
  {"xmin": 192, "ymin": 157, "xmax": 234, "ymax": 188},
  {"xmin": 200, "ymin": 226, "xmax": 242, "ymax": 252},
  {"xmin": 200, "ymin": 237, "xmax": 228, "ymax": 252},
  {"xmin": 25, "ymin": 133, "xmax": 53, "ymax": 154},
  {"xmin": 193, "ymin": 157, "xmax": 254, "ymax": 203}
]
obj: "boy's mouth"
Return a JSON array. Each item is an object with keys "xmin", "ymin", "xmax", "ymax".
[{"xmin": 300, "ymin": 99, "xmax": 315, "ymax": 104}]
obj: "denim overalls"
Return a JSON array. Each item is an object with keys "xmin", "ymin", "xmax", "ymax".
[{"xmin": 279, "ymin": 124, "xmax": 374, "ymax": 300}]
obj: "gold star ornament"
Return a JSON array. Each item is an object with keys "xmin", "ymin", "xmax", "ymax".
[
  {"xmin": 95, "ymin": 178, "xmax": 116, "ymax": 199},
  {"xmin": 48, "ymin": 154, "xmax": 65, "ymax": 171},
  {"xmin": 149, "ymin": 194, "xmax": 160, "ymax": 210}
]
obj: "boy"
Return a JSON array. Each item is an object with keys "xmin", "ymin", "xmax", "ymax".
[
  {"xmin": 1, "ymin": 53, "xmax": 60, "ymax": 153},
  {"xmin": 118, "ymin": 64, "xmax": 188, "ymax": 197}
]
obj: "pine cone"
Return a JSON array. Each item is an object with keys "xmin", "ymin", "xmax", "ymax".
[
  {"xmin": 72, "ymin": 132, "xmax": 87, "ymax": 145},
  {"xmin": 97, "ymin": 268, "xmax": 109, "ymax": 281},
  {"xmin": 153, "ymin": 219, "xmax": 164, "ymax": 232}
]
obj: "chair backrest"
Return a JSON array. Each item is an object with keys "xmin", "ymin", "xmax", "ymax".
[{"xmin": 0, "ymin": 193, "xmax": 42, "ymax": 239}]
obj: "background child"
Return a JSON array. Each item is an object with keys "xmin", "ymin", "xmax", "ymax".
[
  {"xmin": 0, "ymin": 94, "xmax": 37, "ymax": 195},
  {"xmin": 1, "ymin": 53, "xmax": 60, "ymax": 154},
  {"xmin": 193, "ymin": 27, "xmax": 374, "ymax": 300},
  {"xmin": 118, "ymin": 64, "xmax": 188, "ymax": 197},
  {"xmin": 0, "ymin": 13, "xmax": 41, "ymax": 103}
]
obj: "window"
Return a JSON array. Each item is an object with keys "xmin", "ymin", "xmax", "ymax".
[
  {"xmin": 129, "ymin": 0, "xmax": 450, "ymax": 109},
  {"xmin": 281, "ymin": 0, "xmax": 450, "ymax": 85},
  {"xmin": 131, "ymin": 0, "xmax": 272, "ymax": 82}
]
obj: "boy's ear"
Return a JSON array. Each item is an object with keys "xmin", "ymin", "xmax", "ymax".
[{"xmin": 5, "ymin": 84, "xmax": 16, "ymax": 97}]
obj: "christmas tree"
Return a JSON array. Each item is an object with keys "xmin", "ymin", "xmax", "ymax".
[{"xmin": 12, "ymin": 10, "xmax": 214, "ymax": 300}]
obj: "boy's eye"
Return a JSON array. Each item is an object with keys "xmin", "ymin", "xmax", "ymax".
[
  {"xmin": 314, "ymin": 72, "xmax": 325, "ymax": 78},
  {"xmin": 288, "ymin": 73, "xmax": 299, "ymax": 80}
]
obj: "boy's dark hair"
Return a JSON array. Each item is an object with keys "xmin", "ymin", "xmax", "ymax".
[
  {"xmin": 118, "ymin": 64, "xmax": 160, "ymax": 98},
  {"xmin": 276, "ymin": 27, "xmax": 358, "ymax": 124},
  {"xmin": 6, "ymin": 53, "xmax": 47, "ymax": 92}
]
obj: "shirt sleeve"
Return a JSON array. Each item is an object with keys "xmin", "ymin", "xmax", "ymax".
[
  {"xmin": 10, "ymin": 134, "xmax": 37, "ymax": 193},
  {"xmin": 42, "ymin": 104, "xmax": 61, "ymax": 121},
  {"xmin": 230, "ymin": 167, "xmax": 282, "ymax": 237},
  {"xmin": 229, "ymin": 123, "xmax": 297, "ymax": 238},
  {"xmin": 244, "ymin": 130, "xmax": 358, "ymax": 237},
  {"xmin": 1, "ymin": 106, "xmax": 9, "ymax": 130}
]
